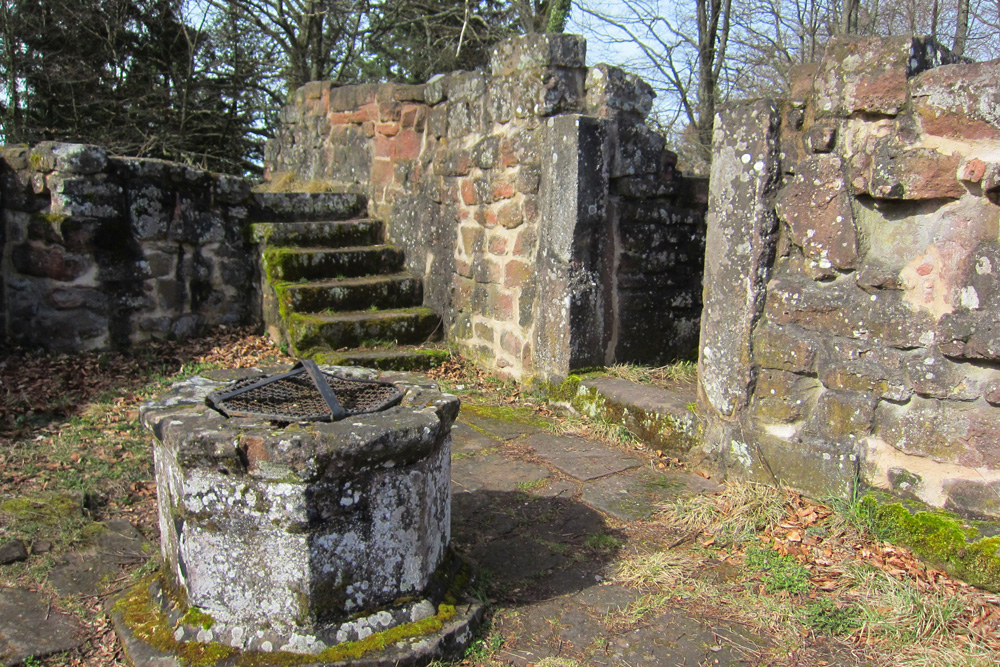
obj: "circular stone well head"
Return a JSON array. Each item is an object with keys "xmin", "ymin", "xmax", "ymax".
[{"xmin": 140, "ymin": 366, "xmax": 460, "ymax": 655}]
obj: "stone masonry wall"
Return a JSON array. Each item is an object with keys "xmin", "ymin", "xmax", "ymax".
[
  {"xmin": 265, "ymin": 34, "xmax": 707, "ymax": 381},
  {"xmin": 698, "ymin": 36, "xmax": 1000, "ymax": 520},
  {"xmin": 0, "ymin": 142, "xmax": 258, "ymax": 351}
]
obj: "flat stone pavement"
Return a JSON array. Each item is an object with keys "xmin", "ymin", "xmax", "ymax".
[{"xmin": 448, "ymin": 405, "xmax": 781, "ymax": 667}]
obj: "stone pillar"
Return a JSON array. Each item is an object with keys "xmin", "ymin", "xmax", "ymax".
[
  {"xmin": 699, "ymin": 100, "xmax": 780, "ymax": 418},
  {"xmin": 696, "ymin": 101, "xmax": 781, "ymax": 478},
  {"xmin": 533, "ymin": 114, "xmax": 613, "ymax": 380}
]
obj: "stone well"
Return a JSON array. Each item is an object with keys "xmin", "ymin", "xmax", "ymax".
[{"xmin": 139, "ymin": 366, "xmax": 470, "ymax": 658}]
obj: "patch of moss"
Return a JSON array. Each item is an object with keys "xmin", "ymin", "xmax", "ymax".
[
  {"xmin": 35, "ymin": 211, "xmax": 70, "ymax": 225},
  {"xmin": 77, "ymin": 521, "xmax": 109, "ymax": 544},
  {"xmin": 118, "ymin": 556, "xmax": 475, "ymax": 667},
  {"xmin": 460, "ymin": 403, "xmax": 551, "ymax": 430},
  {"xmin": 316, "ymin": 604, "xmax": 457, "ymax": 662},
  {"xmin": 0, "ymin": 492, "xmax": 83, "ymax": 524},
  {"xmin": 858, "ymin": 493, "xmax": 1000, "ymax": 592},
  {"xmin": 539, "ymin": 374, "xmax": 584, "ymax": 403},
  {"xmin": 114, "ymin": 575, "xmax": 237, "ymax": 666},
  {"xmin": 181, "ymin": 607, "xmax": 216, "ymax": 630}
]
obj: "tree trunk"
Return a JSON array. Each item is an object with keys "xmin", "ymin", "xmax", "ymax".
[{"xmin": 954, "ymin": 0, "xmax": 970, "ymax": 56}]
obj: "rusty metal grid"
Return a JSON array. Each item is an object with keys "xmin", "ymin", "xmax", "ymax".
[{"xmin": 206, "ymin": 368, "xmax": 403, "ymax": 422}]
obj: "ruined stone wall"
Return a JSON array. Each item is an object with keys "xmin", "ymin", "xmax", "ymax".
[
  {"xmin": 265, "ymin": 34, "xmax": 707, "ymax": 380},
  {"xmin": 698, "ymin": 36, "xmax": 1000, "ymax": 519},
  {"xmin": 0, "ymin": 142, "xmax": 258, "ymax": 351}
]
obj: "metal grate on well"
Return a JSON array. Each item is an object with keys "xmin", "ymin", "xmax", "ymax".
[{"xmin": 206, "ymin": 360, "xmax": 403, "ymax": 422}]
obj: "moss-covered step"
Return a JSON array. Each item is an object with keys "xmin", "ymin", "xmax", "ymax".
[
  {"xmin": 251, "ymin": 219, "xmax": 384, "ymax": 248},
  {"xmin": 249, "ymin": 192, "xmax": 367, "ymax": 222},
  {"xmin": 277, "ymin": 273, "xmax": 423, "ymax": 313},
  {"xmin": 289, "ymin": 308, "xmax": 443, "ymax": 354},
  {"xmin": 311, "ymin": 346, "xmax": 452, "ymax": 371},
  {"xmin": 263, "ymin": 245, "xmax": 405, "ymax": 282}
]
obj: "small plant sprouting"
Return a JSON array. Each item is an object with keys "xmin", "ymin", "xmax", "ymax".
[
  {"xmin": 801, "ymin": 598, "xmax": 861, "ymax": 635},
  {"xmin": 744, "ymin": 547, "xmax": 811, "ymax": 594},
  {"xmin": 584, "ymin": 532, "xmax": 622, "ymax": 553}
]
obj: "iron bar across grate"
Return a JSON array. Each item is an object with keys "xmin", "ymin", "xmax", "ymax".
[{"xmin": 205, "ymin": 360, "xmax": 403, "ymax": 422}]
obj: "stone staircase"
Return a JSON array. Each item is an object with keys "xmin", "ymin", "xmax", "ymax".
[{"xmin": 251, "ymin": 193, "xmax": 448, "ymax": 370}]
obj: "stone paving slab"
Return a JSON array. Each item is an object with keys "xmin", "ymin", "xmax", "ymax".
[
  {"xmin": 449, "ymin": 423, "xmax": 500, "ymax": 455},
  {"xmin": 457, "ymin": 410, "xmax": 541, "ymax": 441},
  {"xmin": 451, "ymin": 453, "xmax": 551, "ymax": 493},
  {"xmin": 494, "ymin": 584, "xmax": 767, "ymax": 667},
  {"xmin": 524, "ymin": 432, "xmax": 642, "ymax": 481},
  {"xmin": 581, "ymin": 467, "xmax": 722, "ymax": 521},
  {"xmin": 48, "ymin": 519, "xmax": 151, "ymax": 598},
  {"xmin": 0, "ymin": 587, "xmax": 84, "ymax": 667}
]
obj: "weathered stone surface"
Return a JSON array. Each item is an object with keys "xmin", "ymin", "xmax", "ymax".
[
  {"xmin": 525, "ymin": 432, "xmax": 641, "ymax": 481},
  {"xmin": 904, "ymin": 348, "xmax": 982, "ymax": 400},
  {"xmin": 753, "ymin": 322, "xmax": 817, "ymax": 373},
  {"xmin": 533, "ymin": 114, "xmax": 612, "ymax": 379},
  {"xmin": 866, "ymin": 146, "xmax": 964, "ymax": 200},
  {"xmin": 584, "ymin": 64, "xmax": 654, "ymax": 119},
  {"xmin": 873, "ymin": 397, "xmax": 1000, "ymax": 468},
  {"xmin": 911, "ymin": 59, "xmax": 1000, "ymax": 141},
  {"xmin": 813, "ymin": 36, "xmax": 911, "ymax": 117},
  {"xmin": 0, "ymin": 587, "xmax": 84, "ymax": 666},
  {"xmin": 700, "ymin": 100, "xmax": 779, "ymax": 417},
  {"xmin": 818, "ymin": 349, "xmax": 910, "ymax": 401},
  {"xmin": 775, "ymin": 155, "xmax": 857, "ymax": 270},
  {"xmin": 0, "ymin": 539, "xmax": 28, "ymax": 564},
  {"xmin": 490, "ymin": 33, "xmax": 586, "ymax": 76},
  {"xmin": 765, "ymin": 273, "xmax": 934, "ymax": 349},
  {"xmin": 577, "ymin": 376, "xmax": 700, "ymax": 456},
  {"xmin": 702, "ymin": 35, "xmax": 1000, "ymax": 519},
  {"xmin": 581, "ymin": 467, "xmax": 720, "ymax": 521},
  {"xmin": 751, "ymin": 369, "xmax": 821, "ymax": 423},
  {"xmin": 754, "ymin": 432, "xmax": 859, "ymax": 499},
  {"xmin": 48, "ymin": 519, "xmax": 152, "ymax": 597},
  {"xmin": 807, "ymin": 389, "xmax": 877, "ymax": 439}
]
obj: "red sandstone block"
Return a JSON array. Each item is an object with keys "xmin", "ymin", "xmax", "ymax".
[
  {"xmin": 460, "ymin": 226, "xmax": 483, "ymax": 255},
  {"xmin": 488, "ymin": 235, "xmax": 507, "ymax": 255},
  {"xmin": 393, "ymin": 130, "xmax": 422, "ymax": 160},
  {"xmin": 378, "ymin": 101, "xmax": 402, "ymax": 123},
  {"xmin": 483, "ymin": 258, "xmax": 504, "ymax": 283},
  {"xmin": 504, "ymin": 259, "xmax": 530, "ymax": 288},
  {"xmin": 328, "ymin": 112, "xmax": 354, "ymax": 125},
  {"xmin": 483, "ymin": 209, "xmax": 498, "ymax": 228},
  {"xmin": 461, "ymin": 179, "xmax": 478, "ymax": 205},
  {"xmin": 522, "ymin": 195, "xmax": 539, "ymax": 223},
  {"xmin": 371, "ymin": 159, "xmax": 394, "ymax": 186},
  {"xmin": 401, "ymin": 105, "xmax": 427, "ymax": 130},
  {"xmin": 961, "ymin": 158, "xmax": 987, "ymax": 183},
  {"xmin": 494, "ymin": 292, "xmax": 514, "ymax": 320},
  {"xmin": 501, "ymin": 330, "xmax": 522, "ymax": 357},
  {"xmin": 493, "ymin": 181, "xmax": 516, "ymax": 200},
  {"xmin": 456, "ymin": 258, "xmax": 473, "ymax": 279},
  {"xmin": 513, "ymin": 228, "xmax": 536, "ymax": 257},
  {"xmin": 498, "ymin": 201, "xmax": 523, "ymax": 229},
  {"xmin": 521, "ymin": 343, "xmax": 533, "ymax": 369},
  {"xmin": 374, "ymin": 134, "xmax": 393, "ymax": 159},
  {"xmin": 500, "ymin": 140, "xmax": 518, "ymax": 168},
  {"xmin": 377, "ymin": 122, "xmax": 400, "ymax": 137}
]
